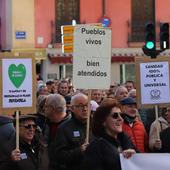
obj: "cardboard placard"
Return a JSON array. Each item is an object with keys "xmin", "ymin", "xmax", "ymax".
[
  {"xmin": 135, "ymin": 56, "xmax": 170, "ymax": 108},
  {"xmin": 73, "ymin": 25, "xmax": 112, "ymax": 89},
  {"xmin": 0, "ymin": 53, "xmax": 36, "ymax": 115}
]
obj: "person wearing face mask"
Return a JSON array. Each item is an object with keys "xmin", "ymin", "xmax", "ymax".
[
  {"xmin": 120, "ymin": 97, "xmax": 148, "ymax": 153},
  {"xmin": 4, "ymin": 114, "xmax": 49, "ymax": 170},
  {"xmin": 83, "ymin": 99, "xmax": 136, "ymax": 170}
]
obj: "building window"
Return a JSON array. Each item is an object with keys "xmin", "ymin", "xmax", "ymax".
[
  {"xmin": 59, "ymin": 64, "xmax": 73, "ymax": 79},
  {"xmin": 56, "ymin": 0, "xmax": 80, "ymax": 43},
  {"xmin": 130, "ymin": 0, "xmax": 155, "ymax": 42},
  {"xmin": 120, "ymin": 64, "xmax": 135, "ymax": 84}
]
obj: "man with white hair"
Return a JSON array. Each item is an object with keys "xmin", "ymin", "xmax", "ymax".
[
  {"xmin": 53, "ymin": 93, "xmax": 90, "ymax": 170},
  {"xmin": 44, "ymin": 93, "xmax": 71, "ymax": 170},
  {"xmin": 44, "ymin": 93, "xmax": 71, "ymax": 142}
]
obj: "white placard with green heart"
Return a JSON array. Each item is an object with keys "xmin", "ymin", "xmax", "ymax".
[{"xmin": 2, "ymin": 58, "xmax": 33, "ymax": 108}]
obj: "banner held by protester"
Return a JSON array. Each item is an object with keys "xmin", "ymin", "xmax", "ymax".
[{"xmin": 120, "ymin": 153, "xmax": 170, "ymax": 170}]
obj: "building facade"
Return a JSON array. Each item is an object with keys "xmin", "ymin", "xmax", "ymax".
[{"xmin": 0, "ymin": 0, "xmax": 170, "ymax": 84}]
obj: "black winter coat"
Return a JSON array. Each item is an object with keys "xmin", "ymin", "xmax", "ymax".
[
  {"xmin": 83, "ymin": 132, "xmax": 136, "ymax": 170},
  {"xmin": 0, "ymin": 116, "xmax": 15, "ymax": 161},
  {"xmin": 3, "ymin": 136, "xmax": 49, "ymax": 170},
  {"xmin": 160, "ymin": 127, "xmax": 170, "ymax": 153},
  {"xmin": 52, "ymin": 115, "xmax": 87, "ymax": 170}
]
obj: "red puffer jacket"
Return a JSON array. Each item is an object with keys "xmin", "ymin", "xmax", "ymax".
[{"xmin": 123, "ymin": 120, "xmax": 148, "ymax": 152}]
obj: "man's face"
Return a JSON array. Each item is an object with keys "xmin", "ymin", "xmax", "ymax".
[
  {"xmin": 109, "ymin": 82, "xmax": 119, "ymax": 93},
  {"xmin": 19, "ymin": 120, "xmax": 37, "ymax": 144},
  {"xmin": 39, "ymin": 86, "xmax": 49, "ymax": 95},
  {"xmin": 125, "ymin": 82, "xmax": 134, "ymax": 92},
  {"xmin": 91, "ymin": 90, "xmax": 102, "ymax": 104},
  {"xmin": 58, "ymin": 83, "xmax": 69, "ymax": 96},
  {"xmin": 47, "ymin": 83, "xmax": 55, "ymax": 93},
  {"xmin": 122, "ymin": 104, "xmax": 137, "ymax": 117},
  {"xmin": 71, "ymin": 96, "xmax": 88, "ymax": 122}
]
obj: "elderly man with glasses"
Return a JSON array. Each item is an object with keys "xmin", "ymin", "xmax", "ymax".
[
  {"xmin": 53, "ymin": 93, "xmax": 90, "ymax": 170},
  {"xmin": 4, "ymin": 114, "xmax": 49, "ymax": 170}
]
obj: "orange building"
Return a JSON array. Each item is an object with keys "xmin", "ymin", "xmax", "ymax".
[{"xmin": 0, "ymin": 0, "xmax": 170, "ymax": 83}]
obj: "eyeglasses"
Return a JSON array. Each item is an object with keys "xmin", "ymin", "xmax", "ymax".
[
  {"xmin": 110, "ymin": 112, "xmax": 122, "ymax": 119},
  {"xmin": 21, "ymin": 124, "xmax": 37, "ymax": 130},
  {"xmin": 74, "ymin": 104, "xmax": 88, "ymax": 110},
  {"xmin": 110, "ymin": 85, "xmax": 116, "ymax": 88}
]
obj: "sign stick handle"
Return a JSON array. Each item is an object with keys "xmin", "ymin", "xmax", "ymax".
[
  {"xmin": 154, "ymin": 105, "xmax": 160, "ymax": 139},
  {"xmin": 85, "ymin": 89, "xmax": 92, "ymax": 144},
  {"xmin": 15, "ymin": 110, "xmax": 20, "ymax": 150}
]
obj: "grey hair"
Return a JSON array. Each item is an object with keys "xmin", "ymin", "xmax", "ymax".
[
  {"xmin": 71, "ymin": 93, "xmax": 88, "ymax": 106},
  {"xmin": 114, "ymin": 85, "xmax": 128, "ymax": 97},
  {"xmin": 46, "ymin": 93, "xmax": 66, "ymax": 112}
]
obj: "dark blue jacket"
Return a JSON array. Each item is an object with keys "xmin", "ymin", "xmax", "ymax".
[{"xmin": 52, "ymin": 115, "xmax": 87, "ymax": 170}]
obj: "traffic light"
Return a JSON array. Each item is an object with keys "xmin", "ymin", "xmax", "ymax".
[
  {"xmin": 144, "ymin": 22, "xmax": 156, "ymax": 50},
  {"xmin": 142, "ymin": 22, "xmax": 156, "ymax": 58},
  {"xmin": 160, "ymin": 23, "xmax": 169, "ymax": 50}
]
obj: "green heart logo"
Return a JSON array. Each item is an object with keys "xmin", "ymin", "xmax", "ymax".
[{"xmin": 8, "ymin": 64, "xmax": 26, "ymax": 88}]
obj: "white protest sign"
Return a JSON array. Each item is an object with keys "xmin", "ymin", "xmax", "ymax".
[
  {"xmin": 73, "ymin": 25, "xmax": 112, "ymax": 89},
  {"xmin": 2, "ymin": 58, "xmax": 33, "ymax": 108},
  {"xmin": 120, "ymin": 153, "xmax": 170, "ymax": 170},
  {"xmin": 140, "ymin": 61, "xmax": 170, "ymax": 104}
]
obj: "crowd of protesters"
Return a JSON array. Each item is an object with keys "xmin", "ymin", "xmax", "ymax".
[{"xmin": 0, "ymin": 78, "xmax": 170, "ymax": 170}]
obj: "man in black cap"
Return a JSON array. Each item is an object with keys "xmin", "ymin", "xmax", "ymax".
[
  {"xmin": 4, "ymin": 114, "xmax": 49, "ymax": 170},
  {"xmin": 120, "ymin": 97, "xmax": 148, "ymax": 153}
]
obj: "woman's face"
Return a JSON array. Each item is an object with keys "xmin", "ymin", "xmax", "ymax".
[{"xmin": 104, "ymin": 107, "xmax": 123, "ymax": 137}]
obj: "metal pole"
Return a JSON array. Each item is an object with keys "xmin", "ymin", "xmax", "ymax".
[{"xmin": 102, "ymin": 0, "xmax": 106, "ymax": 16}]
